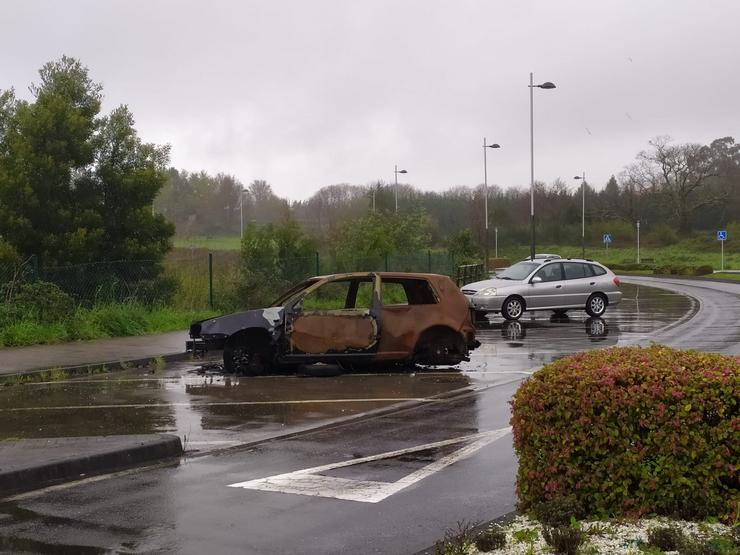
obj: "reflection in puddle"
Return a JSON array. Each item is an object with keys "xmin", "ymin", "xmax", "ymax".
[{"xmin": 0, "ymin": 283, "xmax": 694, "ymax": 447}]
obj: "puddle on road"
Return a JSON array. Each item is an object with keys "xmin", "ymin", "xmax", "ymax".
[{"xmin": 0, "ymin": 283, "xmax": 692, "ymax": 447}]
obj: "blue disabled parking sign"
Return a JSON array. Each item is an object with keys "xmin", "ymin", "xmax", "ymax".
[{"xmin": 717, "ymin": 230, "xmax": 727, "ymax": 241}]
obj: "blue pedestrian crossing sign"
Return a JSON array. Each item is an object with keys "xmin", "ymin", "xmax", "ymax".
[
  {"xmin": 602, "ymin": 233, "xmax": 613, "ymax": 244},
  {"xmin": 717, "ymin": 230, "xmax": 727, "ymax": 241}
]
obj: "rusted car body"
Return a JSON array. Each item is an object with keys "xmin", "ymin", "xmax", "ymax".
[{"xmin": 187, "ymin": 272, "xmax": 478, "ymax": 374}]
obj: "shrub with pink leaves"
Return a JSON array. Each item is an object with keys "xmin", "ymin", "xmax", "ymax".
[{"xmin": 510, "ymin": 345, "xmax": 739, "ymax": 522}]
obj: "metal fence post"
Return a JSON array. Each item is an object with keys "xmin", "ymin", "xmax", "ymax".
[
  {"xmin": 427, "ymin": 249, "xmax": 432, "ymax": 273},
  {"xmin": 208, "ymin": 252, "xmax": 214, "ymax": 310},
  {"xmin": 315, "ymin": 252, "xmax": 320, "ymax": 276}
]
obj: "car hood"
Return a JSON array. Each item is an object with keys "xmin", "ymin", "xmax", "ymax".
[
  {"xmin": 461, "ymin": 278, "xmax": 524, "ymax": 293},
  {"xmin": 192, "ymin": 306, "xmax": 284, "ymax": 337}
]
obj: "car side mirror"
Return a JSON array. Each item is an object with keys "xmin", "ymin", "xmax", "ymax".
[{"xmin": 531, "ymin": 276, "xmax": 543, "ymax": 284}]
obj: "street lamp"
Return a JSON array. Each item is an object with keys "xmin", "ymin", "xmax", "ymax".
[
  {"xmin": 394, "ymin": 165, "xmax": 407, "ymax": 213},
  {"xmin": 528, "ymin": 73, "xmax": 556, "ymax": 261},
  {"xmin": 483, "ymin": 138, "xmax": 501, "ymax": 272},
  {"xmin": 573, "ymin": 173, "xmax": 586, "ymax": 258}
]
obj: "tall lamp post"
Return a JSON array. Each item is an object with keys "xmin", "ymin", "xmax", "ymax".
[
  {"xmin": 573, "ymin": 172, "xmax": 586, "ymax": 258},
  {"xmin": 483, "ymin": 138, "xmax": 501, "ymax": 272},
  {"xmin": 394, "ymin": 165, "xmax": 407, "ymax": 213},
  {"xmin": 528, "ymin": 73, "xmax": 556, "ymax": 260}
]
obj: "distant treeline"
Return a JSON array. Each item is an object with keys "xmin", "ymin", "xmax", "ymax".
[{"xmin": 156, "ymin": 136, "xmax": 740, "ymax": 250}]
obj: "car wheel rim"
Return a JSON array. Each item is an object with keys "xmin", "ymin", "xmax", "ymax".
[
  {"xmin": 507, "ymin": 300, "xmax": 522, "ymax": 318},
  {"xmin": 591, "ymin": 297, "xmax": 605, "ymax": 314}
]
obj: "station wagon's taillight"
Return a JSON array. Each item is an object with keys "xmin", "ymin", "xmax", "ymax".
[{"xmin": 613, "ymin": 276, "xmax": 621, "ymax": 286}]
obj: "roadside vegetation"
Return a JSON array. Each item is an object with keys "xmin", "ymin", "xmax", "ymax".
[
  {"xmin": 0, "ymin": 281, "xmax": 214, "ymax": 347},
  {"xmin": 433, "ymin": 345, "xmax": 740, "ymax": 554}
]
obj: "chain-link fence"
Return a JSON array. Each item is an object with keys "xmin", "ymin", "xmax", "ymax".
[
  {"xmin": 0, "ymin": 257, "xmax": 175, "ymax": 307},
  {"xmin": 1, "ymin": 250, "xmax": 463, "ymax": 313}
]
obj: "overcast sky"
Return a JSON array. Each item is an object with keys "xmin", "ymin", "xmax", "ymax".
[{"xmin": 2, "ymin": 0, "xmax": 739, "ymax": 200}]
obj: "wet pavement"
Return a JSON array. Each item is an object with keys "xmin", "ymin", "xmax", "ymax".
[
  {"xmin": 0, "ymin": 283, "xmax": 695, "ymax": 448},
  {"xmin": 0, "ymin": 280, "xmax": 737, "ymax": 554}
]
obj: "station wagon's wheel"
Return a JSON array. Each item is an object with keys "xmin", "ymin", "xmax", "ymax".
[
  {"xmin": 223, "ymin": 338, "xmax": 272, "ymax": 376},
  {"xmin": 585, "ymin": 293, "xmax": 607, "ymax": 317},
  {"xmin": 501, "ymin": 296, "xmax": 524, "ymax": 321},
  {"xmin": 414, "ymin": 328, "xmax": 466, "ymax": 366}
]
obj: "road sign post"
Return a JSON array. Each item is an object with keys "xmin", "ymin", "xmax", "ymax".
[
  {"xmin": 636, "ymin": 221, "xmax": 640, "ymax": 264},
  {"xmin": 603, "ymin": 233, "xmax": 612, "ymax": 254},
  {"xmin": 717, "ymin": 230, "xmax": 727, "ymax": 271}
]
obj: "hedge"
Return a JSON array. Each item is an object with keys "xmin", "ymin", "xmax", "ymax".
[{"xmin": 510, "ymin": 345, "xmax": 739, "ymax": 521}]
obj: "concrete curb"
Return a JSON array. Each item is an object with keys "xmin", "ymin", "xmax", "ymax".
[
  {"xmin": 0, "ymin": 350, "xmax": 195, "ymax": 385},
  {"xmin": 0, "ymin": 434, "xmax": 183, "ymax": 498}
]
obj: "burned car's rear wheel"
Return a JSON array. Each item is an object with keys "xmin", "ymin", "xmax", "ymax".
[
  {"xmin": 223, "ymin": 334, "xmax": 273, "ymax": 376},
  {"xmin": 414, "ymin": 328, "xmax": 466, "ymax": 366}
]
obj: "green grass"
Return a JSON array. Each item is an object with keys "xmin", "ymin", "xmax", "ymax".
[
  {"xmin": 173, "ymin": 235, "xmax": 242, "ymax": 251},
  {"xmin": 499, "ymin": 241, "xmax": 738, "ymax": 271},
  {"xmin": 705, "ymin": 272, "xmax": 740, "ymax": 281},
  {"xmin": 0, "ymin": 304, "xmax": 217, "ymax": 348}
]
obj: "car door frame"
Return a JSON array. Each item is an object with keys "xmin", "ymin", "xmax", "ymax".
[
  {"xmin": 281, "ymin": 274, "xmax": 383, "ymax": 362},
  {"xmin": 561, "ymin": 261, "xmax": 595, "ymax": 307},
  {"xmin": 524, "ymin": 262, "xmax": 566, "ymax": 309}
]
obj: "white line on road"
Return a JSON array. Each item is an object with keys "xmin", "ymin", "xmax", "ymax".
[
  {"xmin": 228, "ymin": 427, "xmax": 512, "ymax": 503},
  {"xmin": 0, "ymin": 398, "xmax": 434, "ymax": 412}
]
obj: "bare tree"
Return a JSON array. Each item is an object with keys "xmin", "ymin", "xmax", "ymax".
[{"xmin": 627, "ymin": 136, "xmax": 720, "ymax": 233}]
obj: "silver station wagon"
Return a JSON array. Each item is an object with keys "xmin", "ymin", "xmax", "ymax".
[{"xmin": 462, "ymin": 258, "xmax": 622, "ymax": 320}]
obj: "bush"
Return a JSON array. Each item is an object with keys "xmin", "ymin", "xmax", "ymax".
[
  {"xmin": 475, "ymin": 528, "xmax": 506, "ymax": 551},
  {"xmin": 653, "ymin": 264, "xmax": 714, "ymax": 276},
  {"xmin": 541, "ymin": 526, "xmax": 584, "ymax": 555},
  {"xmin": 647, "ymin": 526, "xmax": 685, "ymax": 551},
  {"xmin": 530, "ymin": 496, "xmax": 586, "ymax": 527},
  {"xmin": 510, "ymin": 345, "xmax": 739, "ymax": 522},
  {"xmin": 3, "ymin": 281, "xmax": 75, "ymax": 321}
]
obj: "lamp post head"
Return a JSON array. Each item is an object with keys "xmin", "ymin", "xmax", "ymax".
[
  {"xmin": 573, "ymin": 175, "xmax": 582, "ymax": 180},
  {"xmin": 398, "ymin": 169, "xmax": 407, "ymax": 174},
  {"xmin": 487, "ymin": 143, "xmax": 501, "ymax": 149},
  {"xmin": 538, "ymin": 81, "xmax": 556, "ymax": 89}
]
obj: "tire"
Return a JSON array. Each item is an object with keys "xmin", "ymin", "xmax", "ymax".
[
  {"xmin": 414, "ymin": 329, "xmax": 466, "ymax": 366},
  {"xmin": 223, "ymin": 337, "xmax": 272, "ymax": 376},
  {"xmin": 501, "ymin": 296, "xmax": 524, "ymax": 321},
  {"xmin": 585, "ymin": 293, "xmax": 607, "ymax": 317}
]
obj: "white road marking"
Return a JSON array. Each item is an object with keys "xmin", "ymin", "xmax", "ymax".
[
  {"xmin": 0, "ymin": 398, "xmax": 432, "ymax": 412},
  {"xmin": 228, "ymin": 427, "xmax": 511, "ymax": 503}
]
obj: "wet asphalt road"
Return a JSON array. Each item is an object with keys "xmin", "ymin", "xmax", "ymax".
[{"xmin": 0, "ymin": 279, "xmax": 737, "ymax": 554}]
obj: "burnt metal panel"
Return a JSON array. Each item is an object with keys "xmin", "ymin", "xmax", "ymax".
[{"xmin": 290, "ymin": 311, "xmax": 378, "ymax": 354}]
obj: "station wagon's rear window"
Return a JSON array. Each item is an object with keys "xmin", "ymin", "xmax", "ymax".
[{"xmin": 589, "ymin": 264, "xmax": 607, "ymax": 276}]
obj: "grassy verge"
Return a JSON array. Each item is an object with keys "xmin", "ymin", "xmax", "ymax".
[
  {"xmin": 705, "ymin": 272, "xmax": 740, "ymax": 281},
  {"xmin": 499, "ymin": 242, "xmax": 737, "ymax": 270},
  {"xmin": 0, "ymin": 304, "xmax": 216, "ymax": 348},
  {"xmin": 173, "ymin": 235, "xmax": 241, "ymax": 251}
]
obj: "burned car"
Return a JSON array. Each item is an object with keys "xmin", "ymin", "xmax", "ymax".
[{"xmin": 187, "ymin": 272, "xmax": 479, "ymax": 374}]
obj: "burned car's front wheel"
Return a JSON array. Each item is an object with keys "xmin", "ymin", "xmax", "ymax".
[{"xmin": 223, "ymin": 332, "xmax": 273, "ymax": 376}]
